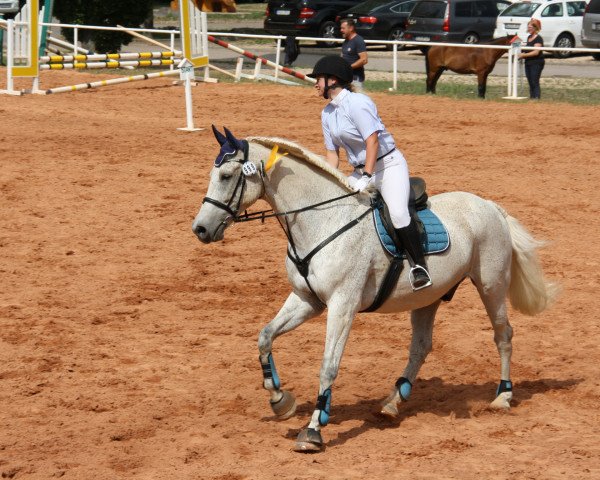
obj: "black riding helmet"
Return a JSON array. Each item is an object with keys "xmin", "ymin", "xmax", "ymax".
[
  {"xmin": 308, "ymin": 55, "xmax": 353, "ymax": 84},
  {"xmin": 308, "ymin": 55, "xmax": 353, "ymax": 99}
]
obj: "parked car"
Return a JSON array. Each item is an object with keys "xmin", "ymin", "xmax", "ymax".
[
  {"xmin": 402, "ymin": 0, "xmax": 511, "ymax": 44},
  {"xmin": 0, "ymin": 0, "xmax": 19, "ymax": 16},
  {"xmin": 336, "ymin": 0, "xmax": 418, "ymax": 49},
  {"xmin": 582, "ymin": 0, "xmax": 600, "ymax": 59},
  {"xmin": 493, "ymin": 0, "xmax": 588, "ymax": 58},
  {"xmin": 264, "ymin": 0, "xmax": 365, "ymax": 46}
]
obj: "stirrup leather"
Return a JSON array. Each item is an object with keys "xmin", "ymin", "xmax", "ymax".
[{"xmin": 409, "ymin": 265, "xmax": 432, "ymax": 291}]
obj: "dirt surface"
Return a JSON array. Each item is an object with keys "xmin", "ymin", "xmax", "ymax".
[{"xmin": 1, "ymin": 70, "xmax": 599, "ymax": 479}]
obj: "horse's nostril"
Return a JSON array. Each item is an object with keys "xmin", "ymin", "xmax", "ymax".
[{"xmin": 194, "ymin": 224, "xmax": 207, "ymax": 235}]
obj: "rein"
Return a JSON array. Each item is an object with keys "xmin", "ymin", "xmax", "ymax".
[
  {"xmin": 234, "ymin": 190, "xmax": 360, "ymax": 223},
  {"xmin": 203, "ymin": 145, "xmax": 373, "ymax": 307}
]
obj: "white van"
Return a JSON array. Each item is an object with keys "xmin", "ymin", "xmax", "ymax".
[{"xmin": 494, "ymin": 0, "xmax": 588, "ymax": 57}]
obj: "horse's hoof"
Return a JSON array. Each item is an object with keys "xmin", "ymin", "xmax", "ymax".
[
  {"xmin": 490, "ymin": 391, "xmax": 512, "ymax": 409},
  {"xmin": 270, "ymin": 390, "xmax": 297, "ymax": 420},
  {"xmin": 379, "ymin": 402, "xmax": 400, "ymax": 418},
  {"xmin": 293, "ymin": 428, "xmax": 323, "ymax": 452},
  {"xmin": 379, "ymin": 390, "xmax": 400, "ymax": 418}
]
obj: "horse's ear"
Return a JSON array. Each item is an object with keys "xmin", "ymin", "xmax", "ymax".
[
  {"xmin": 212, "ymin": 124, "xmax": 227, "ymax": 146},
  {"xmin": 223, "ymin": 126, "xmax": 244, "ymax": 150}
]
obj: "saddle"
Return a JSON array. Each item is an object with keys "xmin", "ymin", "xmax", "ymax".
[
  {"xmin": 375, "ymin": 177, "xmax": 429, "ymax": 252},
  {"xmin": 362, "ymin": 177, "xmax": 451, "ymax": 313}
]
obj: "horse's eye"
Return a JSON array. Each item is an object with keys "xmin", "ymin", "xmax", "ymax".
[{"xmin": 220, "ymin": 173, "xmax": 232, "ymax": 181}]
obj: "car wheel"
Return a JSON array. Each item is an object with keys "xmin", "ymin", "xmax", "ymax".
[
  {"xmin": 463, "ymin": 32, "xmax": 480, "ymax": 44},
  {"xmin": 386, "ymin": 27, "xmax": 405, "ymax": 51},
  {"xmin": 553, "ymin": 34, "xmax": 574, "ymax": 58},
  {"xmin": 593, "ymin": 53, "xmax": 600, "ymax": 61},
  {"xmin": 318, "ymin": 21, "xmax": 338, "ymax": 48}
]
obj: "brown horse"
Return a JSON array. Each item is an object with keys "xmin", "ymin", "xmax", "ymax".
[{"xmin": 425, "ymin": 36, "xmax": 517, "ymax": 98}]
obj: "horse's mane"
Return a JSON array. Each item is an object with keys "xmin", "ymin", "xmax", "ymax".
[
  {"xmin": 248, "ymin": 136, "xmax": 353, "ymax": 191},
  {"xmin": 487, "ymin": 35, "xmax": 514, "ymax": 45}
]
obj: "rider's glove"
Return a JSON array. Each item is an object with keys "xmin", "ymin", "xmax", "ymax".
[{"xmin": 353, "ymin": 173, "xmax": 372, "ymax": 192}]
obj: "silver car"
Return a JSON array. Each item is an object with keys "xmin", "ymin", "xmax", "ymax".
[
  {"xmin": 0, "ymin": 1, "xmax": 19, "ymax": 15},
  {"xmin": 582, "ymin": 0, "xmax": 600, "ymax": 59}
]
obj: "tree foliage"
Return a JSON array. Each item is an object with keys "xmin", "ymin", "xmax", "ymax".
[{"xmin": 53, "ymin": 0, "xmax": 154, "ymax": 53}]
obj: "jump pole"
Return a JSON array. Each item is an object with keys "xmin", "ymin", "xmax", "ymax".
[
  {"xmin": 40, "ymin": 51, "xmax": 180, "ymax": 63},
  {"xmin": 207, "ymin": 35, "xmax": 316, "ymax": 84},
  {"xmin": 115, "ymin": 26, "xmax": 222, "ymax": 82},
  {"xmin": 44, "ymin": 69, "xmax": 180, "ymax": 94},
  {"xmin": 40, "ymin": 59, "xmax": 177, "ymax": 70}
]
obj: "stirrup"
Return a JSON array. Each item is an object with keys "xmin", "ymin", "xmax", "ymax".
[{"xmin": 409, "ymin": 265, "xmax": 432, "ymax": 291}]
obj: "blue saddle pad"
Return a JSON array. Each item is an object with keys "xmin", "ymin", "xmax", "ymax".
[{"xmin": 373, "ymin": 208, "xmax": 450, "ymax": 258}]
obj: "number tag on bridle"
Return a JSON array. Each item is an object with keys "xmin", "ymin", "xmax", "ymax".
[{"xmin": 242, "ymin": 161, "xmax": 258, "ymax": 177}]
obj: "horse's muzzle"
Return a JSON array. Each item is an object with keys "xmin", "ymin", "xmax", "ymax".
[{"xmin": 192, "ymin": 223, "xmax": 210, "ymax": 243}]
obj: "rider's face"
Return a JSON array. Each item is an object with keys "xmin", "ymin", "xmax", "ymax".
[{"xmin": 314, "ymin": 76, "xmax": 337, "ymax": 98}]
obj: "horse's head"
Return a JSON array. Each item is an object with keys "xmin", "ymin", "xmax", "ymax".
[{"xmin": 192, "ymin": 126, "xmax": 264, "ymax": 243}]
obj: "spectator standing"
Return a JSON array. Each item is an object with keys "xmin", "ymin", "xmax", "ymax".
[
  {"xmin": 518, "ymin": 19, "xmax": 545, "ymax": 99},
  {"xmin": 340, "ymin": 18, "xmax": 368, "ymax": 91},
  {"xmin": 284, "ymin": 35, "xmax": 300, "ymax": 67}
]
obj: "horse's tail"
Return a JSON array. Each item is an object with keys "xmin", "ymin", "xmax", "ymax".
[{"xmin": 492, "ymin": 202, "xmax": 559, "ymax": 316}]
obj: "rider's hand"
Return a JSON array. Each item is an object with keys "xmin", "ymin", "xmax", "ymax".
[{"xmin": 353, "ymin": 174, "xmax": 372, "ymax": 192}]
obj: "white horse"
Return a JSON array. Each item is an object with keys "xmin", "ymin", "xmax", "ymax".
[{"xmin": 192, "ymin": 127, "xmax": 557, "ymax": 452}]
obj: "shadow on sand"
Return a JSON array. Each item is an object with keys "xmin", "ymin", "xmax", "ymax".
[{"xmin": 273, "ymin": 377, "xmax": 581, "ymax": 449}]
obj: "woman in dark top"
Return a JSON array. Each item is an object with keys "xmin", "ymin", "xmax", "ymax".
[{"xmin": 519, "ymin": 18, "xmax": 545, "ymax": 99}]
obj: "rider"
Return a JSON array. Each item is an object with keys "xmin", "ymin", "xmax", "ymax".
[{"xmin": 308, "ymin": 55, "xmax": 432, "ymax": 291}]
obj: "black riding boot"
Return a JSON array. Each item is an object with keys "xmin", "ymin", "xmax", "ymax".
[{"xmin": 395, "ymin": 218, "xmax": 432, "ymax": 291}]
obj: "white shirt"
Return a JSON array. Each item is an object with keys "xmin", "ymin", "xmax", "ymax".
[{"xmin": 321, "ymin": 88, "xmax": 396, "ymax": 167}]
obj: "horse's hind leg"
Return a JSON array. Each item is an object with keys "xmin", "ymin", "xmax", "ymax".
[
  {"xmin": 474, "ymin": 271, "xmax": 514, "ymax": 409},
  {"xmin": 258, "ymin": 292, "xmax": 324, "ymax": 420},
  {"xmin": 428, "ymin": 68, "xmax": 445, "ymax": 94},
  {"xmin": 381, "ymin": 300, "xmax": 441, "ymax": 417}
]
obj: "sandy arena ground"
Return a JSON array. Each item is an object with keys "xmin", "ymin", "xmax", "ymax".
[{"xmin": 1, "ymin": 70, "xmax": 599, "ymax": 479}]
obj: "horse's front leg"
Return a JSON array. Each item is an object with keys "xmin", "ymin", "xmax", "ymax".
[
  {"xmin": 258, "ymin": 291, "xmax": 324, "ymax": 420},
  {"xmin": 294, "ymin": 298, "xmax": 358, "ymax": 452}
]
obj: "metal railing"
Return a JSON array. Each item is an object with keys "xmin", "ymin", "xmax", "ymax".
[{"xmin": 3, "ymin": 17, "xmax": 600, "ymax": 94}]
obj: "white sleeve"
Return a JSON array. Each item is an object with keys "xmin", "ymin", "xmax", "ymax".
[
  {"xmin": 352, "ymin": 95, "xmax": 384, "ymax": 140},
  {"xmin": 322, "ymin": 110, "xmax": 337, "ymax": 151}
]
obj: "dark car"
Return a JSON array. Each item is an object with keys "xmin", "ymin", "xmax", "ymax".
[
  {"xmin": 402, "ymin": 0, "xmax": 511, "ymax": 44},
  {"xmin": 582, "ymin": 0, "xmax": 600, "ymax": 59},
  {"xmin": 336, "ymin": 0, "xmax": 418, "ymax": 48},
  {"xmin": 264, "ymin": 0, "xmax": 364, "ymax": 46}
]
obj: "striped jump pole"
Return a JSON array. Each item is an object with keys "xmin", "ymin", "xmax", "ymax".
[
  {"xmin": 40, "ymin": 51, "xmax": 180, "ymax": 64},
  {"xmin": 43, "ymin": 68, "xmax": 180, "ymax": 95},
  {"xmin": 40, "ymin": 59, "xmax": 176, "ymax": 70},
  {"xmin": 207, "ymin": 35, "xmax": 315, "ymax": 84}
]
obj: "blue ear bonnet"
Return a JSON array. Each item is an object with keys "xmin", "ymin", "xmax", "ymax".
[
  {"xmin": 212, "ymin": 125, "xmax": 249, "ymax": 167},
  {"xmin": 214, "ymin": 142, "xmax": 239, "ymax": 167}
]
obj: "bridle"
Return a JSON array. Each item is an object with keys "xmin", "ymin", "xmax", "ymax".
[
  {"xmin": 202, "ymin": 138, "xmax": 372, "ymax": 307},
  {"xmin": 201, "ymin": 139, "xmax": 254, "ymax": 236}
]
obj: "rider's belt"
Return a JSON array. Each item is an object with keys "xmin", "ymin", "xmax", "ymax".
[{"xmin": 355, "ymin": 149, "xmax": 396, "ymax": 169}]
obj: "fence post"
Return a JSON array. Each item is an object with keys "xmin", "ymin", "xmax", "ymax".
[
  {"xmin": 274, "ymin": 37, "xmax": 281, "ymax": 81},
  {"xmin": 391, "ymin": 43, "xmax": 398, "ymax": 91},
  {"xmin": 503, "ymin": 41, "xmax": 526, "ymax": 100},
  {"xmin": 73, "ymin": 26, "xmax": 78, "ymax": 57},
  {"xmin": 6, "ymin": 19, "xmax": 15, "ymax": 93},
  {"xmin": 235, "ymin": 57, "xmax": 243, "ymax": 82},
  {"xmin": 253, "ymin": 57, "xmax": 261, "ymax": 80},
  {"xmin": 0, "ymin": 22, "xmax": 4, "ymax": 66}
]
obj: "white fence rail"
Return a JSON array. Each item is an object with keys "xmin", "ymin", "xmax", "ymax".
[{"xmin": 3, "ymin": 18, "xmax": 600, "ymax": 96}]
